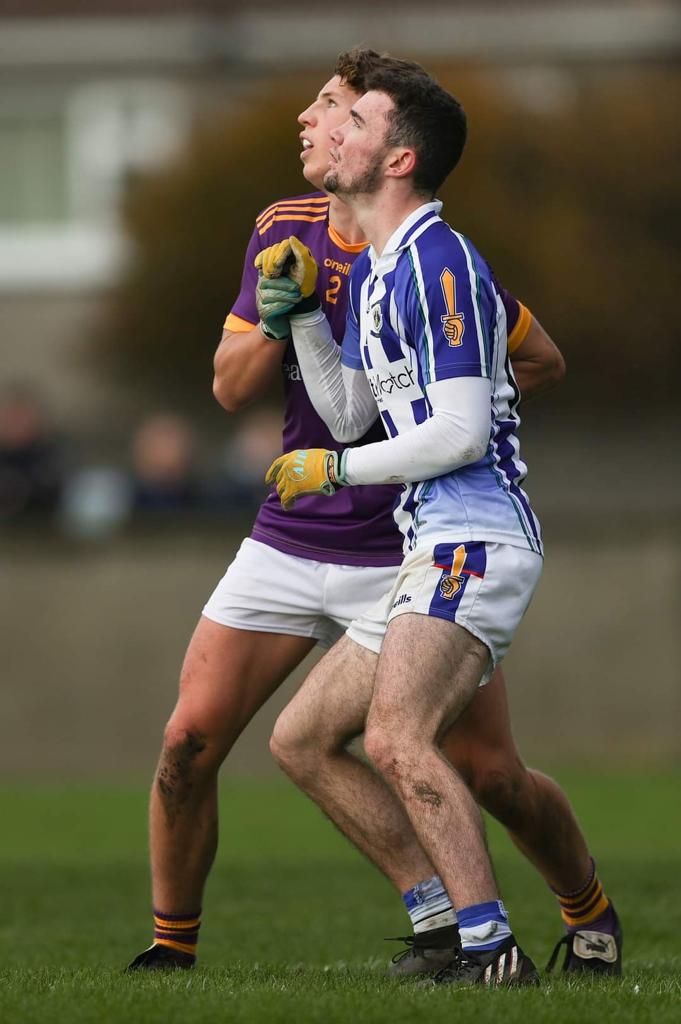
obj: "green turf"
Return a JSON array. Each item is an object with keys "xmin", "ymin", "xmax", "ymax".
[{"xmin": 0, "ymin": 772, "xmax": 679, "ymax": 1023}]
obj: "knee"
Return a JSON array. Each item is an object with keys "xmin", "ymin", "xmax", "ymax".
[
  {"xmin": 269, "ymin": 706, "xmax": 325, "ymax": 782},
  {"xmin": 364, "ymin": 718, "xmax": 408, "ymax": 779},
  {"xmin": 159, "ymin": 720, "xmax": 212, "ymax": 779}
]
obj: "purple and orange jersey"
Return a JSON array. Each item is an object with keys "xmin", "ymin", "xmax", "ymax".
[{"xmin": 225, "ymin": 191, "xmax": 533, "ymax": 566}]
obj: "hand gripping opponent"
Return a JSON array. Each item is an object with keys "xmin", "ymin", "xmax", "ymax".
[
  {"xmin": 265, "ymin": 448, "xmax": 345, "ymax": 510},
  {"xmin": 255, "ymin": 236, "xmax": 318, "ymax": 296},
  {"xmin": 254, "ymin": 236, "xmax": 320, "ymax": 338},
  {"xmin": 254, "ymin": 274, "xmax": 301, "ymax": 340}
]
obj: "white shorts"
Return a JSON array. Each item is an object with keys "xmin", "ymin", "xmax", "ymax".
[
  {"xmin": 347, "ymin": 539, "xmax": 542, "ymax": 683},
  {"xmin": 202, "ymin": 538, "xmax": 399, "ymax": 649}
]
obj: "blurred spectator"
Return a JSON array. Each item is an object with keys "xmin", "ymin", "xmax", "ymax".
[
  {"xmin": 0, "ymin": 385, "xmax": 68, "ymax": 524},
  {"xmin": 218, "ymin": 409, "xmax": 282, "ymax": 510},
  {"xmin": 52, "ymin": 407, "xmax": 284, "ymax": 539},
  {"xmin": 59, "ymin": 412, "xmax": 202, "ymax": 539},
  {"xmin": 130, "ymin": 412, "xmax": 201, "ymax": 513}
]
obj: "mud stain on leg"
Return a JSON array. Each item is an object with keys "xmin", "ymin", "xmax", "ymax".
[
  {"xmin": 156, "ymin": 732, "xmax": 207, "ymax": 827},
  {"xmin": 411, "ymin": 779, "xmax": 443, "ymax": 808}
]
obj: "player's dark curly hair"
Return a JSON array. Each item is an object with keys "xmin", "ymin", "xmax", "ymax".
[
  {"xmin": 334, "ymin": 47, "xmax": 430, "ymax": 93},
  {"xmin": 334, "ymin": 47, "xmax": 467, "ymax": 198}
]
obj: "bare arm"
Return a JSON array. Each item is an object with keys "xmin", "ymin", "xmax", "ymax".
[
  {"xmin": 212, "ymin": 325, "xmax": 285, "ymax": 413},
  {"xmin": 509, "ymin": 316, "xmax": 566, "ymax": 400}
]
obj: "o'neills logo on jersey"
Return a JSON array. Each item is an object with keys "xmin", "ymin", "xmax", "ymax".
[
  {"xmin": 323, "ymin": 258, "xmax": 352, "ymax": 276},
  {"xmin": 368, "ymin": 363, "xmax": 417, "ymax": 400}
]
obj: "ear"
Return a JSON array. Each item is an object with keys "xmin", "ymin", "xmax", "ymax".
[{"xmin": 384, "ymin": 147, "xmax": 417, "ymax": 181}]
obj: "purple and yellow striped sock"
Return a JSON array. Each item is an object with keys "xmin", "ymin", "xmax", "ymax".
[
  {"xmin": 153, "ymin": 908, "xmax": 201, "ymax": 959},
  {"xmin": 554, "ymin": 861, "xmax": 611, "ymax": 932}
]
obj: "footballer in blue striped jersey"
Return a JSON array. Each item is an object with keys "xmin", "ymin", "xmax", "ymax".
[
  {"xmin": 266, "ymin": 60, "xmax": 621, "ymax": 986},
  {"xmin": 341, "ymin": 204, "xmax": 542, "ymax": 556}
]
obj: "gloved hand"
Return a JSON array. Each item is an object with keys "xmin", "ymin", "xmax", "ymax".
[
  {"xmin": 255, "ymin": 237, "xmax": 318, "ymax": 294},
  {"xmin": 286, "ymin": 236, "xmax": 318, "ymax": 299},
  {"xmin": 254, "ymin": 236, "xmax": 320, "ymax": 332},
  {"xmin": 254, "ymin": 274, "xmax": 301, "ymax": 340},
  {"xmin": 265, "ymin": 448, "xmax": 344, "ymax": 510}
]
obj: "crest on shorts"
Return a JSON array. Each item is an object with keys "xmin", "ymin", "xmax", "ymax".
[
  {"xmin": 372, "ymin": 303, "xmax": 383, "ymax": 333},
  {"xmin": 440, "ymin": 268, "xmax": 465, "ymax": 347},
  {"xmin": 439, "ymin": 544, "xmax": 467, "ymax": 600}
]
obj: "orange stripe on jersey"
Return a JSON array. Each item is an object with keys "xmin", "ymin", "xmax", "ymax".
[
  {"xmin": 327, "ymin": 222, "xmax": 368, "ymax": 253},
  {"xmin": 508, "ymin": 302, "xmax": 532, "ymax": 354},
  {"xmin": 258, "ymin": 203, "xmax": 330, "ymax": 224},
  {"xmin": 258, "ymin": 208, "xmax": 330, "ymax": 230},
  {"xmin": 258, "ymin": 213, "xmax": 328, "ymax": 235},
  {"xmin": 256, "ymin": 196, "xmax": 329, "ymax": 226},
  {"xmin": 224, "ymin": 312, "xmax": 257, "ymax": 332}
]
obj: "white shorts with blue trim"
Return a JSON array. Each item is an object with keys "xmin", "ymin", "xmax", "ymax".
[
  {"xmin": 202, "ymin": 538, "xmax": 399, "ymax": 649},
  {"xmin": 346, "ymin": 539, "xmax": 543, "ymax": 684}
]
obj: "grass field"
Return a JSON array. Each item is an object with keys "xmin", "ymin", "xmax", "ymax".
[{"xmin": 1, "ymin": 772, "xmax": 679, "ymax": 1023}]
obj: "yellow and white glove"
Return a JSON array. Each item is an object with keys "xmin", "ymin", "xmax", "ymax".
[{"xmin": 265, "ymin": 448, "xmax": 345, "ymax": 510}]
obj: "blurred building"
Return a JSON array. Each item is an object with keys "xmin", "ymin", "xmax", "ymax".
[
  {"xmin": 1, "ymin": 1, "xmax": 679, "ymax": 428},
  {"xmin": 2, "ymin": 1, "xmax": 679, "ymax": 291}
]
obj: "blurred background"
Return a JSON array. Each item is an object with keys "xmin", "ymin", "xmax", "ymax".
[{"xmin": 1, "ymin": 0, "xmax": 679, "ymax": 779}]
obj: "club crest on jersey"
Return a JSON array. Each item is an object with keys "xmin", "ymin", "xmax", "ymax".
[
  {"xmin": 439, "ymin": 544, "xmax": 467, "ymax": 600},
  {"xmin": 440, "ymin": 268, "xmax": 465, "ymax": 347},
  {"xmin": 371, "ymin": 303, "xmax": 383, "ymax": 333}
]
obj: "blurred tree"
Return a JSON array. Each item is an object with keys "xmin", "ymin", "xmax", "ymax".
[
  {"xmin": 96, "ymin": 80, "xmax": 316, "ymax": 410},
  {"xmin": 97, "ymin": 67, "xmax": 680, "ymax": 415},
  {"xmin": 438, "ymin": 66, "xmax": 681, "ymax": 414}
]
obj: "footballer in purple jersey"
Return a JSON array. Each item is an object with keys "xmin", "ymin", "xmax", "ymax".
[{"xmin": 128, "ymin": 49, "xmax": 618, "ymax": 981}]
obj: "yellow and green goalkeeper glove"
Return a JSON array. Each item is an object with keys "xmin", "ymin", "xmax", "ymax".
[
  {"xmin": 265, "ymin": 448, "xmax": 346, "ymax": 510},
  {"xmin": 286, "ymin": 236, "xmax": 318, "ymax": 300},
  {"xmin": 254, "ymin": 236, "xmax": 320, "ymax": 337},
  {"xmin": 255, "ymin": 273, "xmax": 301, "ymax": 339},
  {"xmin": 255, "ymin": 236, "xmax": 318, "ymax": 295}
]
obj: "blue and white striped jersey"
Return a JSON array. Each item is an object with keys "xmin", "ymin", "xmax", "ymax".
[{"xmin": 340, "ymin": 201, "xmax": 542, "ymax": 556}]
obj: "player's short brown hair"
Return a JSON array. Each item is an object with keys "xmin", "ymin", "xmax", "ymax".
[{"xmin": 334, "ymin": 48, "xmax": 467, "ymax": 198}]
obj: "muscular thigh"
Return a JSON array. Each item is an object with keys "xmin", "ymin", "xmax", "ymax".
[
  {"xmin": 273, "ymin": 634, "xmax": 378, "ymax": 749},
  {"xmin": 170, "ymin": 616, "xmax": 315, "ymax": 751},
  {"xmin": 369, "ymin": 614, "xmax": 489, "ymax": 741}
]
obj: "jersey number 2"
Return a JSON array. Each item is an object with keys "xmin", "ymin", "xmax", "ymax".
[{"xmin": 325, "ymin": 275, "xmax": 342, "ymax": 305}]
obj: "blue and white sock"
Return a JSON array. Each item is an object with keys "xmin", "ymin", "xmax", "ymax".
[
  {"xmin": 458, "ymin": 900, "xmax": 512, "ymax": 952},
  {"xmin": 402, "ymin": 875, "xmax": 457, "ymax": 934}
]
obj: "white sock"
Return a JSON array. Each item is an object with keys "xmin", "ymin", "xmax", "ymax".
[{"xmin": 402, "ymin": 875, "xmax": 458, "ymax": 934}]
